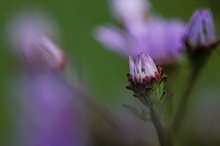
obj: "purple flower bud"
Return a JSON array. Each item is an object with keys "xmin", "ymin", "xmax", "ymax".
[
  {"xmin": 7, "ymin": 9, "xmax": 66, "ymax": 70},
  {"xmin": 186, "ymin": 9, "xmax": 216, "ymax": 47}
]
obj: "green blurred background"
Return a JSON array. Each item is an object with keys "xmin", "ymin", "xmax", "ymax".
[{"xmin": 1, "ymin": 0, "xmax": 220, "ymax": 145}]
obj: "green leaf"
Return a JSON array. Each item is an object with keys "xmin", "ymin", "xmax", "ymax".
[{"xmin": 122, "ymin": 104, "xmax": 150, "ymax": 121}]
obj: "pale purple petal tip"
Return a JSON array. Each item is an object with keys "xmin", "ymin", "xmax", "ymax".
[
  {"xmin": 129, "ymin": 56, "xmax": 135, "ymax": 76},
  {"xmin": 111, "ymin": 0, "xmax": 150, "ymax": 23},
  {"xmin": 94, "ymin": 25, "xmax": 127, "ymax": 55}
]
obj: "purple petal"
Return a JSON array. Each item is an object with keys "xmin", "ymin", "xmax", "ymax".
[{"xmin": 94, "ymin": 25, "xmax": 128, "ymax": 55}]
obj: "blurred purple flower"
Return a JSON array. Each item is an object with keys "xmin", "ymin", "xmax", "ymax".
[
  {"xmin": 95, "ymin": 17, "xmax": 185, "ymax": 63},
  {"xmin": 7, "ymin": 9, "xmax": 66, "ymax": 70},
  {"xmin": 95, "ymin": 0, "xmax": 186, "ymax": 63},
  {"xmin": 7, "ymin": 9, "xmax": 86, "ymax": 146},
  {"xmin": 186, "ymin": 9, "xmax": 216, "ymax": 47},
  {"xmin": 24, "ymin": 72, "xmax": 85, "ymax": 146}
]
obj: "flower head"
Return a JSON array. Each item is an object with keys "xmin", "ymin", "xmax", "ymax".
[
  {"xmin": 128, "ymin": 53, "xmax": 161, "ymax": 84},
  {"xmin": 186, "ymin": 9, "xmax": 216, "ymax": 47},
  {"xmin": 126, "ymin": 53, "xmax": 167, "ymax": 106}
]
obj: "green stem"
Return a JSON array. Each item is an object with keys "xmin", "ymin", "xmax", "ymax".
[
  {"xmin": 148, "ymin": 101, "xmax": 172, "ymax": 146},
  {"xmin": 172, "ymin": 63, "xmax": 204, "ymax": 133}
]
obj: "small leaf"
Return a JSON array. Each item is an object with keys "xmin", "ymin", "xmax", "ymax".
[{"xmin": 122, "ymin": 104, "xmax": 150, "ymax": 121}]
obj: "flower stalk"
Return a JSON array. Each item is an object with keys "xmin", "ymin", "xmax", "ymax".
[
  {"xmin": 171, "ymin": 64, "xmax": 202, "ymax": 134},
  {"xmin": 126, "ymin": 53, "xmax": 172, "ymax": 146},
  {"xmin": 148, "ymin": 102, "xmax": 172, "ymax": 146}
]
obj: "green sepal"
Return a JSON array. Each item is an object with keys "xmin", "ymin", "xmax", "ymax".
[
  {"xmin": 159, "ymin": 75, "xmax": 167, "ymax": 86},
  {"xmin": 144, "ymin": 86, "xmax": 154, "ymax": 104},
  {"xmin": 158, "ymin": 75, "xmax": 167, "ymax": 100},
  {"xmin": 126, "ymin": 85, "xmax": 133, "ymax": 91},
  {"xmin": 145, "ymin": 86, "xmax": 153, "ymax": 95},
  {"xmin": 156, "ymin": 90, "xmax": 167, "ymax": 108},
  {"xmin": 150, "ymin": 78, "xmax": 158, "ymax": 90},
  {"xmin": 122, "ymin": 104, "xmax": 150, "ymax": 121},
  {"xmin": 136, "ymin": 82, "xmax": 145, "ymax": 91}
]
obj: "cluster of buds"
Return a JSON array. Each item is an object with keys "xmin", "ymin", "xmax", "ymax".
[
  {"xmin": 184, "ymin": 9, "xmax": 219, "ymax": 60},
  {"xmin": 126, "ymin": 53, "xmax": 167, "ymax": 107}
]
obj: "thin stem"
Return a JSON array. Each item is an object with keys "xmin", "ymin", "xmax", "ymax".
[
  {"xmin": 172, "ymin": 63, "xmax": 203, "ymax": 133},
  {"xmin": 149, "ymin": 104, "xmax": 172, "ymax": 146}
]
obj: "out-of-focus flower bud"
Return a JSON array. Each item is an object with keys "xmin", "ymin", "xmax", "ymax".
[
  {"xmin": 22, "ymin": 34, "xmax": 66, "ymax": 70},
  {"xmin": 7, "ymin": 9, "xmax": 66, "ymax": 70},
  {"xmin": 126, "ymin": 53, "xmax": 167, "ymax": 107},
  {"xmin": 7, "ymin": 9, "xmax": 87, "ymax": 146},
  {"xmin": 185, "ymin": 9, "xmax": 218, "ymax": 50}
]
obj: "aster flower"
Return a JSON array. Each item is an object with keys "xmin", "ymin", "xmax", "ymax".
[{"xmin": 186, "ymin": 9, "xmax": 216, "ymax": 48}]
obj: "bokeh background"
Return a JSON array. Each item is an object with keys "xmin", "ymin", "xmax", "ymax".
[{"xmin": 1, "ymin": 0, "xmax": 220, "ymax": 145}]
